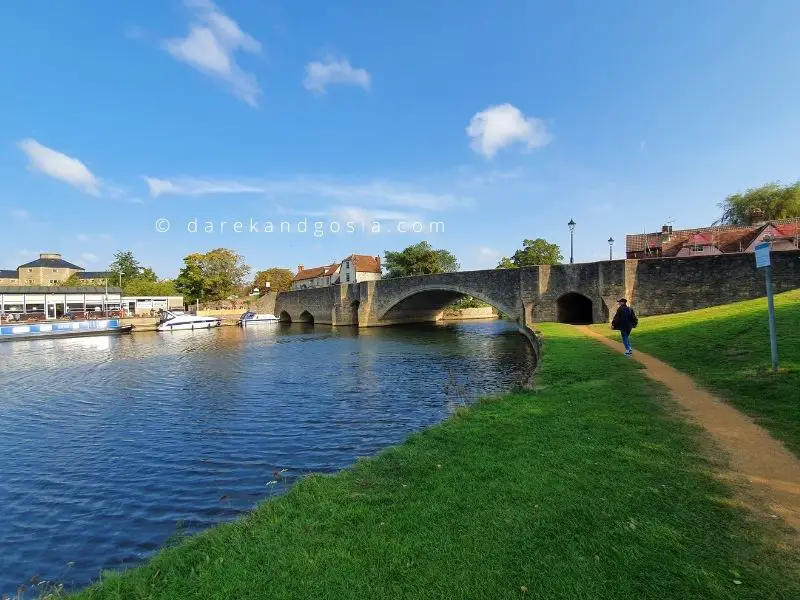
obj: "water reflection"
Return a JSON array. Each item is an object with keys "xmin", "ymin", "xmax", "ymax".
[{"xmin": 0, "ymin": 320, "xmax": 533, "ymax": 593}]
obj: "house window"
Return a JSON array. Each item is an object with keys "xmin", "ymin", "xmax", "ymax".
[
  {"xmin": 346, "ymin": 273, "xmax": 351, "ymax": 282},
  {"xmin": 53, "ymin": 269, "xmax": 59, "ymax": 273},
  {"xmin": 49, "ymin": 279, "xmax": 59, "ymax": 284},
  {"xmin": 691, "ymin": 245, "xmax": 704, "ymax": 253},
  {"xmin": 28, "ymin": 268, "xmax": 33, "ymax": 273}
]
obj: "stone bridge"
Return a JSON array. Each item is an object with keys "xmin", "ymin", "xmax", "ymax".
[{"xmin": 253, "ymin": 251, "xmax": 800, "ymax": 357}]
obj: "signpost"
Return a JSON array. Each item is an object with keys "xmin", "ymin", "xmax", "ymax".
[{"xmin": 754, "ymin": 242, "xmax": 778, "ymax": 372}]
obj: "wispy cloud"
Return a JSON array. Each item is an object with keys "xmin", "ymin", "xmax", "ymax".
[
  {"xmin": 144, "ymin": 175, "xmax": 468, "ymax": 211},
  {"xmin": 163, "ymin": 0, "xmax": 262, "ymax": 106},
  {"xmin": 17, "ymin": 138, "xmax": 101, "ymax": 195},
  {"xmin": 11, "ymin": 209, "xmax": 30, "ymax": 220},
  {"xmin": 80, "ymin": 252, "xmax": 99, "ymax": 264},
  {"xmin": 466, "ymin": 104, "xmax": 551, "ymax": 159},
  {"xmin": 304, "ymin": 56, "xmax": 371, "ymax": 94}
]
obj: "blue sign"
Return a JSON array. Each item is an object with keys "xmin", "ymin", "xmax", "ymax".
[{"xmin": 754, "ymin": 242, "xmax": 771, "ymax": 268}]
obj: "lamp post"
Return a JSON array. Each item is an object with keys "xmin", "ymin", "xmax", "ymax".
[
  {"xmin": 568, "ymin": 219, "xmax": 576, "ymax": 264},
  {"xmin": 608, "ymin": 237, "xmax": 614, "ymax": 260}
]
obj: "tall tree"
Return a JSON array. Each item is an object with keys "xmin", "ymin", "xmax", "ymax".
[
  {"xmin": 383, "ymin": 241, "xmax": 459, "ymax": 278},
  {"xmin": 175, "ymin": 249, "xmax": 250, "ymax": 303},
  {"xmin": 108, "ymin": 251, "xmax": 142, "ymax": 281},
  {"xmin": 716, "ymin": 181, "xmax": 800, "ymax": 225},
  {"xmin": 497, "ymin": 238, "xmax": 563, "ymax": 268},
  {"xmin": 253, "ymin": 267, "xmax": 294, "ymax": 293}
]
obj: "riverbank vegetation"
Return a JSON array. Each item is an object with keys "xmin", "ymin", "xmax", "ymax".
[
  {"xmin": 593, "ymin": 289, "xmax": 800, "ymax": 456},
  {"xmin": 72, "ymin": 324, "xmax": 799, "ymax": 599}
]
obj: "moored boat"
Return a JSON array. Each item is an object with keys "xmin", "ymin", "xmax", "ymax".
[
  {"xmin": 156, "ymin": 310, "xmax": 222, "ymax": 331},
  {"xmin": 0, "ymin": 319, "xmax": 133, "ymax": 342},
  {"xmin": 238, "ymin": 311, "xmax": 280, "ymax": 326}
]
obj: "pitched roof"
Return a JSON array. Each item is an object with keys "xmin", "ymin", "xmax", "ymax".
[
  {"xmin": 18, "ymin": 257, "xmax": 84, "ymax": 270},
  {"xmin": 76, "ymin": 271, "xmax": 112, "ymax": 279},
  {"xmin": 626, "ymin": 218, "xmax": 800, "ymax": 255},
  {"xmin": 0, "ymin": 270, "xmax": 17, "ymax": 279},
  {"xmin": 293, "ymin": 263, "xmax": 340, "ymax": 281},
  {"xmin": 344, "ymin": 254, "xmax": 381, "ymax": 273}
]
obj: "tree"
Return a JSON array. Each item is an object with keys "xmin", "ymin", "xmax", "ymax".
[
  {"xmin": 109, "ymin": 251, "xmax": 142, "ymax": 281},
  {"xmin": 716, "ymin": 181, "xmax": 800, "ymax": 225},
  {"xmin": 497, "ymin": 238, "xmax": 563, "ymax": 268},
  {"xmin": 383, "ymin": 241, "xmax": 459, "ymax": 278},
  {"xmin": 123, "ymin": 278, "xmax": 178, "ymax": 297},
  {"xmin": 60, "ymin": 273, "xmax": 94, "ymax": 287},
  {"xmin": 253, "ymin": 267, "xmax": 294, "ymax": 293},
  {"xmin": 175, "ymin": 248, "xmax": 250, "ymax": 303}
]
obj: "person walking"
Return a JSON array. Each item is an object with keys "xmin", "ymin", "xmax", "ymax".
[{"xmin": 611, "ymin": 298, "xmax": 638, "ymax": 356}]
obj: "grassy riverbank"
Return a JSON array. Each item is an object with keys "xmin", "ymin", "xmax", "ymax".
[
  {"xmin": 73, "ymin": 324, "xmax": 799, "ymax": 599},
  {"xmin": 593, "ymin": 289, "xmax": 800, "ymax": 456}
]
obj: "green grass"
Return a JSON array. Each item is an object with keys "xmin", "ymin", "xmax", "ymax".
[
  {"xmin": 593, "ymin": 289, "xmax": 800, "ymax": 456},
  {"xmin": 72, "ymin": 324, "xmax": 799, "ymax": 599}
]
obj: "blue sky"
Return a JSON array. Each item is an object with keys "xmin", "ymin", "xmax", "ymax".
[{"xmin": 2, "ymin": 0, "xmax": 799, "ymax": 278}]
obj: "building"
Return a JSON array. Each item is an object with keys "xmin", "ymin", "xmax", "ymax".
[
  {"xmin": 291, "ymin": 262, "xmax": 341, "ymax": 290},
  {"xmin": 122, "ymin": 296, "xmax": 184, "ymax": 316},
  {"xmin": 291, "ymin": 254, "xmax": 382, "ymax": 290},
  {"xmin": 0, "ymin": 286, "xmax": 122, "ymax": 321},
  {"xmin": 339, "ymin": 254, "xmax": 382, "ymax": 284},
  {"xmin": 0, "ymin": 252, "xmax": 110, "ymax": 286},
  {"xmin": 626, "ymin": 219, "xmax": 800, "ymax": 259}
]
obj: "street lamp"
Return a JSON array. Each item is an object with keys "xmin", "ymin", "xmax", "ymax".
[
  {"xmin": 567, "ymin": 219, "xmax": 576, "ymax": 264},
  {"xmin": 608, "ymin": 237, "xmax": 614, "ymax": 260}
]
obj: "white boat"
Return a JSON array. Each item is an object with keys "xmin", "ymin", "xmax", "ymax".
[
  {"xmin": 238, "ymin": 311, "xmax": 280, "ymax": 326},
  {"xmin": 156, "ymin": 310, "xmax": 222, "ymax": 331}
]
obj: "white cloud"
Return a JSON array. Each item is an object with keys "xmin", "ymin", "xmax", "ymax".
[
  {"xmin": 80, "ymin": 252, "xmax": 99, "ymax": 264},
  {"xmin": 11, "ymin": 209, "xmax": 29, "ymax": 220},
  {"xmin": 144, "ymin": 175, "xmax": 466, "ymax": 211},
  {"xmin": 163, "ymin": 0, "xmax": 262, "ymax": 106},
  {"xmin": 304, "ymin": 56, "xmax": 371, "ymax": 94},
  {"xmin": 144, "ymin": 176, "xmax": 265, "ymax": 197},
  {"xmin": 76, "ymin": 233, "xmax": 89, "ymax": 242},
  {"xmin": 466, "ymin": 104, "xmax": 551, "ymax": 159},
  {"xmin": 478, "ymin": 246, "xmax": 501, "ymax": 258},
  {"xmin": 17, "ymin": 138, "xmax": 100, "ymax": 195}
]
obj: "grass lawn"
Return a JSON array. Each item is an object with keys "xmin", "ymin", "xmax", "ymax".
[
  {"xmin": 593, "ymin": 290, "xmax": 800, "ymax": 456},
  {"xmin": 72, "ymin": 324, "xmax": 799, "ymax": 600}
]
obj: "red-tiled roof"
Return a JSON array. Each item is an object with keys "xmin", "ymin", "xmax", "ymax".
[
  {"xmin": 293, "ymin": 263, "xmax": 339, "ymax": 281},
  {"xmin": 626, "ymin": 218, "xmax": 800, "ymax": 255},
  {"xmin": 344, "ymin": 254, "xmax": 381, "ymax": 273}
]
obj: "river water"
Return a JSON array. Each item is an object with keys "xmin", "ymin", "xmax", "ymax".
[{"xmin": 0, "ymin": 320, "xmax": 534, "ymax": 593}]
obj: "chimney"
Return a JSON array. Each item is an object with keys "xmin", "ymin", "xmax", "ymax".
[
  {"xmin": 297, "ymin": 264, "xmax": 304, "ymax": 272},
  {"xmin": 661, "ymin": 225, "xmax": 673, "ymax": 242}
]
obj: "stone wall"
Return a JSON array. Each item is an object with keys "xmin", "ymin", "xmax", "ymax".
[
  {"xmin": 440, "ymin": 306, "xmax": 497, "ymax": 320},
  {"xmin": 631, "ymin": 250, "xmax": 800, "ymax": 315}
]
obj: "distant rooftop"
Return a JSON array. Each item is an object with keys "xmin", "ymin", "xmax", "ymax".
[{"xmin": 17, "ymin": 252, "xmax": 84, "ymax": 270}]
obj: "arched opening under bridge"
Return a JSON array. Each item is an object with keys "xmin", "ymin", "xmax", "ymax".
[
  {"xmin": 556, "ymin": 292, "xmax": 594, "ymax": 324},
  {"xmin": 279, "ymin": 310, "xmax": 292, "ymax": 323},
  {"xmin": 298, "ymin": 310, "xmax": 314, "ymax": 324}
]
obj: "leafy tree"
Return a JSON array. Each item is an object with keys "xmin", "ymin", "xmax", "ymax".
[
  {"xmin": 383, "ymin": 241, "xmax": 459, "ymax": 278},
  {"xmin": 60, "ymin": 273, "xmax": 94, "ymax": 287},
  {"xmin": 497, "ymin": 238, "xmax": 563, "ymax": 268},
  {"xmin": 109, "ymin": 250, "xmax": 142, "ymax": 281},
  {"xmin": 716, "ymin": 181, "xmax": 800, "ymax": 225},
  {"xmin": 253, "ymin": 267, "xmax": 294, "ymax": 293},
  {"xmin": 175, "ymin": 249, "xmax": 250, "ymax": 303},
  {"xmin": 123, "ymin": 278, "xmax": 178, "ymax": 296},
  {"xmin": 175, "ymin": 253, "xmax": 206, "ymax": 303}
]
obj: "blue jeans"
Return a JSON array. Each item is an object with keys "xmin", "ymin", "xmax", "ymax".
[{"xmin": 620, "ymin": 330, "xmax": 632, "ymax": 353}]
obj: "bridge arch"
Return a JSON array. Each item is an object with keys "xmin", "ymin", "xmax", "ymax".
[
  {"xmin": 298, "ymin": 310, "xmax": 315, "ymax": 324},
  {"xmin": 279, "ymin": 310, "xmax": 292, "ymax": 323},
  {"xmin": 556, "ymin": 292, "xmax": 594, "ymax": 324},
  {"xmin": 377, "ymin": 284, "xmax": 517, "ymax": 326}
]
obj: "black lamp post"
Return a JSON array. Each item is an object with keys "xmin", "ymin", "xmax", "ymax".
[
  {"xmin": 608, "ymin": 237, "xmax": 614, "ymax": 260},
  {"xmin": 568, "ymin": 219, "xmax": 576, "ymax": 264}
]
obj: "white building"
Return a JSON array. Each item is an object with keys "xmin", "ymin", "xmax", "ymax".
[
  {"xmin": 291, "ymin": 262, "xmax": 340, "ymax": 291},
  {"xmin": 291, "ymin": 254, "xmax": 382, "ymax": 290},
  {"xmin": 339, "ymin": 254, "xmax": 382, "ymax": 285},
  {"xmin": 122, "ymin": 296, "xmax": 184, "ymax": 316}
]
